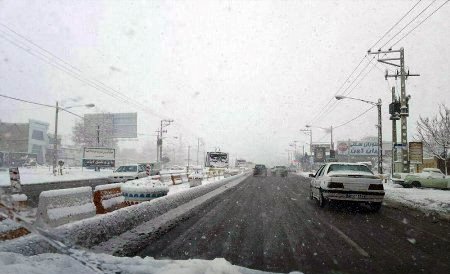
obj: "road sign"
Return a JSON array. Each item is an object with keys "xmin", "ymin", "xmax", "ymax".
[{"xmin": 409, "ymin": 142, "xmax": 423, "ymax": 164}]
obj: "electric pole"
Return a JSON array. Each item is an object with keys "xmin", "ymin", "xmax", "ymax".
[
  {"xmin": 369, "ymin": 48, "xmax": 419, "ymax": 173},
  {"xmin": 187, "ymin": 145, "xmax": 191, "ymax": 173},
  {"xmin": 158, "ymin": 119, "xmax": 174, "ymax": 166},
  {"xmin": 52, "ymin": 101, "xmax": 59, "ymax": 176}
]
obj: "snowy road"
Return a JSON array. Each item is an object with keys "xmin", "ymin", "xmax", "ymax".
[{"xmin": 136, "ymin": 175, "xmax": 449, "ymax": 274}]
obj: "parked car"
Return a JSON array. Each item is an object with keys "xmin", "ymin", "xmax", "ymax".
[
  {"xmin": 309, "ymin": 162, "xmax": 385, "ymax": 211},
  {"xmin": 108, "ymin": 164, "xmax": 147, "ymax": 183},
  {"xmin": 272, "ymin": 166, "xmax": 288, "ymax": 177},
  {"xmin": 253, "ymin": 164, "xmax": 267, "ymax": 176},
  {"xmin": 403, "ymin": 168, "xmax": 449, "ymax": 189}
]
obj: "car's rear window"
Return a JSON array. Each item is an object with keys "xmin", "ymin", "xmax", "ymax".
[{"xmin": 327, "ymin": 164, "xmax": 373, "ymax": 174}]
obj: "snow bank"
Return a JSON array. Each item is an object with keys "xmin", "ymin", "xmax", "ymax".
[
  {"xmin": 0, "ymin": 167, "xmax": 112, "ymax": 186},
  {"xmin": 0, "ymin": 173, "xmax": 249, "ymax": 255},
  {"xmin": 10, "ymin": 194, "xmax": 27, "ymax": 202},
  {"xmin": 0, "ymin": 251, "xmax": 299, "ymax": 274},
  {"xmin": 384, "ymin": 182, "xmax": 450, "ymax": 217},
  {"xmin": 94, "ymin": 183, "xmax": 123, "ymax": 191}
]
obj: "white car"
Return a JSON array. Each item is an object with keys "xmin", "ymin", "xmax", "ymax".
[
  {"xmin": 108, "ymin": 164, "xmax": 147, "ymax": 183},
  {"xmin": 309, "ymin": 162, "xmax": 385, "ymax": 211}
]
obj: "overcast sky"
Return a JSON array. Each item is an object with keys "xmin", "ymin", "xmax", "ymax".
[{"xmin": 0, "ymin": 0, "xmax": 449, "ymax": 165}]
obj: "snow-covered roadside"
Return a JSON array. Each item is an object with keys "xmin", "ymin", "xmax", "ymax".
[
  {"xmin": 0, "ymin": 251, "xmax": 302, "ymax": 274},
  {"xmin": 0, "ymin": 167, "xmax": 112, "ymax": 186},
  {"xmin": 384, "ymin": 182, "xmax": 450, "ymax": 218}
]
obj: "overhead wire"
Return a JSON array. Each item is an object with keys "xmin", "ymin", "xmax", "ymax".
[
  {"xmin": 334, "ymin": 105, "xmax": 376, "ymax": 129},
  {"xmin": 391, "ymin": 0, "xmax": 449, "ymax": 48},
  {"xmin": 368, "ymin": 0, "xmax": 423, "ymax": 51},
  {"xmin": 380, "ymin": 0, "xmax": 438, "ymax": 49}
]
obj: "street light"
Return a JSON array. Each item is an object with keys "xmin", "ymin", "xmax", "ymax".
[
  {"xmin": 305, "ymin": 124, "xmax": 334, "ymax": 151},
  {"xmin": 300, "ymin": 129, "xmax": 313, "ymax": 155},
  {"xmin": 335, "ymin": 95, "xmax": 383, "ymax": 174},
  {"xmin": 53, "ymin": 102, "xmax": 95, "ymax": 175}
]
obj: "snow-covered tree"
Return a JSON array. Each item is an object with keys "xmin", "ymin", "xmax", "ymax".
[{"xmin": 416, "ymin": 104, "xmax": 450, "ymax": 174}]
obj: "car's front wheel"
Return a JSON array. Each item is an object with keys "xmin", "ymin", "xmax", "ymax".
[
  {"xmin": 411, "ymin": 181, "xmax": 421, "ymax": 188},
  {"xmin": 318, "ymin": 190, "xmax": 326, "ymax": 208}
]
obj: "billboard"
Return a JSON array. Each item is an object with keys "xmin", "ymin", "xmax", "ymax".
[
  {"xmin": 84, "ymin": 113, "xmax": 137, "ymax": 139},
  {"xmin": 337, "ymin": 141, "xmax": 378, "ymax": 156},
  {"xmin": 409, "ymin": 142, "xmax": 423, "ymax": 164},
  {"xmin": 83, "ymin": 147, "xmax": 115, "ymax": 168},
  {"xmin": 314, "ymin": 147, "xmax": 326, "ymax": 162},
  {"xmin": 206, "ymin": 152, "xmax": 229, "ymax": 168}
]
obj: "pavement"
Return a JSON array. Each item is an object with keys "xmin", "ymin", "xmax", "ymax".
[{"xmin": 137, "ymin": 174, "xmax": 450, "ymax": 274}]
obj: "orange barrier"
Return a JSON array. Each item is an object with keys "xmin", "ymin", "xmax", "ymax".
[
  {"xmin": 93, "ymin": 183, "xmax": 126, "ymax": 214},
  {"xmin": 171, "ymin": 174, "xmax": 183, "ymax": 185}
]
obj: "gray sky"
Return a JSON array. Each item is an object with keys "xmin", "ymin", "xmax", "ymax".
[{"xmin": 0, "ymin": 0, "xmax": 449, "ymax": 165}]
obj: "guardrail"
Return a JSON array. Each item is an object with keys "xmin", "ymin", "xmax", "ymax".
[{"xmin": 36, "ymin": 186, "xmax": 96, "ymax": 227}]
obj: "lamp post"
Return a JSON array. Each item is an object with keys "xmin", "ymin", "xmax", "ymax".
[
  {"xmin": 52, "ymin": 102, "xmax": 95, "ymax": 175},
  {"xmin": 300, "ymin": 129, "xmax": 313, "ymax": 155},
  {"xmin": 305, "ymin": 124, "xmax": 334, "ymax": 151},
  {"xmin": 335, "ymin": 95, "xmax": 383, "ymax": 174}
]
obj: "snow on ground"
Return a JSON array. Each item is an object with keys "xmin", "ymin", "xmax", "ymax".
[
  {"xmin": 384, "ymin": 182, "xmax": 450, "ymax": 217},
  {"xmin": 0, "ymin": 167, "xmax": 112, "ymax": 186},
  {"xmin": 0, "ymin": 251, "xmax": 302, "ymax": 274}
]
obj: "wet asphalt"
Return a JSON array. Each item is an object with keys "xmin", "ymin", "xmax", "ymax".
[{"xmin": 137, "ymin": 174, "xmax": 449, "ymax": 274}]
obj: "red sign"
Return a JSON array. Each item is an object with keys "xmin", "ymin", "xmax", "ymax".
[{"xmin": 338, "ymin": 142, "xmax": 348, "ymax": 152}]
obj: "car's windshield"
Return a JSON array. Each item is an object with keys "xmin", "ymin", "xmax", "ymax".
[{"xmin": 0, "ymin": 1, "xmax": 448, "ymax": 274}]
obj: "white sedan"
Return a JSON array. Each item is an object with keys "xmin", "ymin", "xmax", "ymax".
[
  {"xmin": 309, "ymin": 162, "xmax": 385, "ymax": 211},
  {"xmin": 108, "ymin": 164, "xmax": 147, "ymax": 183}
]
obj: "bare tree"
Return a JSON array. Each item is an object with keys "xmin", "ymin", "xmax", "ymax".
[
  {"xmin": 72, "ymin": 114, "xmax": 118, "ymax": 149},
  {"xmin": 416, "ymin": 104, "xmax": 450, "ymax": 175}
]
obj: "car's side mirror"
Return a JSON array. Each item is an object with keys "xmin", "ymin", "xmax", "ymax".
[{"xmin": 309, "ymin": 173, "xmax": 315, "ymax": 178}]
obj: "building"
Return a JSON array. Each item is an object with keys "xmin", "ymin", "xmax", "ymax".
[{"xmin": 0, "ymin": 119, "xmax": 49, "ymax": 165}]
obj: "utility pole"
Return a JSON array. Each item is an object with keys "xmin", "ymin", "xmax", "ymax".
[
  {"xmin": 196, "ymin": 138, "xmax": 200, "ymax": 166},
  {"xmin": 158, "ymin": 119, "xmax": 174, "ymax": 166},
  {"xmin": 52, "ymin": 101, "xmax": 59, "ymax": 176},
  {"xmin": 377, "ymin": 99, "xmax": 383, "ymax": 174},
  {"xmin": 369, "ymin": 48, "xmax": 419, "ymax": 173},
  {"xmin": 330, "ymin": 126, "xmax": 334, "ymax": 150},
  {"xmin": 390, "ymin": 87, "xmax": 400, "ymax": 174},
  {"xmin": 187, "ymin": 145, "xmax": 191, "ymax": 173}
]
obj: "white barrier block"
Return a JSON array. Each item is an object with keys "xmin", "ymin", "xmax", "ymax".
[
  {"xmin": 180, "ymin": 173, "xmax": 189, "ymax": 183},
  {"xmin": 36, "ymin": 186, "xmax": 96, "ymax": 227},
  {"xmin": 160, "ymin": 174, "xmax": 173, "ymax": 184}
]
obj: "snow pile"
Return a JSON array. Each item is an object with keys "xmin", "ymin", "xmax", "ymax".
[
  {"xmin": 10, "ymin": 194, "xmax": 27, "ymax": 202},
  {"xmin": 121, "ymin": 177, "xmax": 169, "ymax": 194},
  {"xmin": 0, "ymin": 217, "xmax": 22, "ymax": 234},
  {"xmin": 102, "ymin": 196, "xmax": 124, "ymax": 209},
  {"xmin": 384, "ymin": 182, "xmax": 450, "ymax": 217},
  {"xmin": 94, "ymin": 183, "xmax": 123, "ymax": 191},
  {"xmin": 47, "ymin": 203, "xmax": 96, "ymax": 220},
  {"xmin": 0, "ymin": 251, "xmax": 299, "ymax": 274}
]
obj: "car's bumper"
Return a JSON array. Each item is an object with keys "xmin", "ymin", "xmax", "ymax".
[{"xmin": 322, "ymin": 189, "xmax": 385, "ymax": 202}]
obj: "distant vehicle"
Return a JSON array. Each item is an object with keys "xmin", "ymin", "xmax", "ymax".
[
  {"xmin": 253, "ymin": 164, "xmax": 267, "ymax": 177},
  {"xmin": 272, "ymin": 166, "xmax": 288, "ymax": 177},
  {"xmin": 108, "ymin": 164, "xmax": 147, "ymax": 183},
  {"xmin": 403, "ymin": 168, "xmax": 449, "ymax": 189},
  {"xmin": 309, "ymin": 162, "xmax": 385, "ymax": 211}
]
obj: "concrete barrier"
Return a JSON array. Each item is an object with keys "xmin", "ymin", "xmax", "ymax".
[
  {"xmin": 93, "ymin": 183, "xmax": 126, "ymax": 214},
  {"xmin": 36, "ymin": 186, "xmax": 96, "ymax": 227}
]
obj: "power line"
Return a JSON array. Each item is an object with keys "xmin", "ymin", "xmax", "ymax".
[
  {"xmin": 391, "ymin": 0, "xmax": 449, "ymax": 47},
  {"xmin": 334, "ymin": 105, "xmax": 376, "ymax": 129},
  {"xmin": 380, "ymin": 0, "xmax": 438, "ymax": 49},
  {"xmin": 368, "ymin": 0, "xmax": 423, "ymax": 50},
  {"xmin": 0, "ymin": 93, "xmax": 83, "ymax": 118}
]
